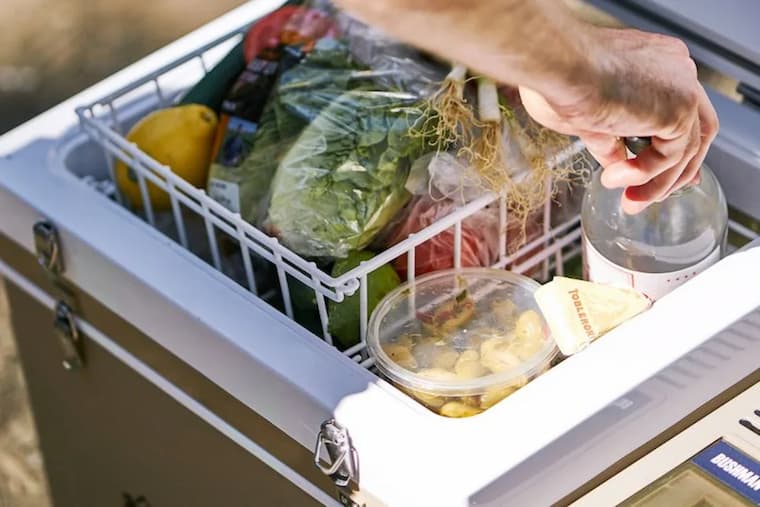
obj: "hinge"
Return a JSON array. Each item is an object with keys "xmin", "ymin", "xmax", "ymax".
[
  {"xmin": 54, "ymin": 301, "xmax": 84, "ymax": 371},
  {"xmin": 33, "ymin": 221, "xmax": 64, "ymax": 275},
  {"xmin": 314, "ymin": 419, "xmax": 359, "ymax": 488},
  {"xmin": 33, "ymin": 220, "xmax": 84, "ymax": 370}
]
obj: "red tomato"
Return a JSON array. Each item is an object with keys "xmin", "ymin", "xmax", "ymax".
[
  {"xmin": 385, "ymin": 196, "xmax": 499, "ymax": 280},
  {"xmin": 384, "ymin": 195, "xmax": 545, "ymax": 281},
  {"xmin": 243, "ymin": 6, "xmax": 301, "ymax": 63},
  {"xmin": 243, "ymin": 6, "xmax": 338, "ymax": 63}
]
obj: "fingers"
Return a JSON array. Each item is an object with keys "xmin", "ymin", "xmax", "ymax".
[
  {"xmin": 624, "ymin": 118, "xmax": 700, "ymax": 201},
  {"xmin": 579, "ymin": 132, "xmax": 627, "ymax": 168},
  {"xmin": 639, "ymin": 85, "xmax": 718, "ymax": 201},
  {"xmin": 599, "ymin": 84, "xmax": 716, "ymax": 215},
  {"xmin": 600, "ymin": 145, "xmax": 671, "ymax": 188},
  {"xmin": 621, "ymin": 166, "xmax": 683, "ymax": 214},
  {"xmin": 670, "ymin": 87, "xmax": 719, "ymax": 193},
  {"xmin": 599, "ymin": 122, "xmax": 694, "ymax": 189}
]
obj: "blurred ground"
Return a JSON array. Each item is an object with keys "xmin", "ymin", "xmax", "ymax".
[
  {"xmin": 0, "ymin": 1, "xmax": 243, "ymax": 505},
  {"xmin": 0, "ymin": 0, "xmax": 245, "ymax": 135},
  {"xmin": 0, "ymin": 281, "xmax": 47, "ymax": 507}
]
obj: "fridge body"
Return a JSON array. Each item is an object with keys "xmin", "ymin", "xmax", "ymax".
[{"xmin": 0, "ymin": 1, "xmax": 759, "ymax": 505}]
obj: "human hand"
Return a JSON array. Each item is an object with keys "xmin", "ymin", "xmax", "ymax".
[{"xmin": 519, "ymin": 28, "xmax": 719, "ymax": 214}]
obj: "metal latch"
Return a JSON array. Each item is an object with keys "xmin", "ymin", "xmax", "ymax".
[
  {"xmin": 54, "ymin": 301, "xmax": 84, "ymax": 371},
  {"xmin": 33, "ymin": 221, "xmax": 63, "ymax": 275},
  {"xmin": 33, "ymin": 220, "xmax": 84, "ymax": 370},
  {"xmin": 314, "ymin": 419, "xmax": 358, "ymax": 488}
]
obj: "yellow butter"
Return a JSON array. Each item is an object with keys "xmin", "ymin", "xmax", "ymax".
[{"xmin": 534, "ymin": 276, "xmax": 651, "ymax": 355}]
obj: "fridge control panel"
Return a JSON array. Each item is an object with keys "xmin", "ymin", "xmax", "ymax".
[{"xmin": 574, "ymin": 381, "xmax": 760, "ymax": 506}]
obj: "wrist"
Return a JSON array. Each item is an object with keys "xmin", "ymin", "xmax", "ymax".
[
  {"xmin": 524, "ymin": 18, "xmax": 604, "ymax": 103},
  {"xmin": 531, "ymin": 25, "xmax": 617, "ymax": 121}
]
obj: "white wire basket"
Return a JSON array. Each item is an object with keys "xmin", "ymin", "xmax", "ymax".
[{"xmin": 74, "ymin": 23, "xmax": 759, "ymax": 365}]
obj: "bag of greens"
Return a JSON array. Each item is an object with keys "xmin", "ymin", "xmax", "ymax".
[{"xmin": 264, "ymin": 88, "xmax": 428, "ymax": 259}]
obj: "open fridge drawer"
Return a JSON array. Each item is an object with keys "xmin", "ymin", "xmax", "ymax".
[{"xmin": 1, "ymin": 1, "xmax": 759, "ymax": 505}]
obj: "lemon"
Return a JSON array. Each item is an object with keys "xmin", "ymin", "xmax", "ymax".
[{"xmin": 115, "ymin": 104, "xmax": 218, "ymax": 211}]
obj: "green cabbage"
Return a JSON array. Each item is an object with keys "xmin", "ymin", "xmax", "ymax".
[{"xmin": 265, "ymin": 89, "xmax": 426, "ymax": 259}]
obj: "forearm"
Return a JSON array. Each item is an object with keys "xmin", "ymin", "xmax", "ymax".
[
  {"xmin": 333, "ymin": 0, "xmax": 598, "ymax": 98},
  {"xmin": 334, "ymin": 0, "xmax": 718, "ymax": 213}
]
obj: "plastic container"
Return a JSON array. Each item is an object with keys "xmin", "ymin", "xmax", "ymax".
[{"xmin": 367, "ymin": 268, "xmax": 559, "ymax": 417}]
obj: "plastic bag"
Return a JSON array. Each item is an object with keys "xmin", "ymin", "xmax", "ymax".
[
  {"xmin": 256, "ymin": 36, "xmax": 443, "ymax": 258},
  {"xmin": 206, "ymin": 3, "xmax": 341, "ymax": 218},
  {"xmin": 383, "ymin": 194, "xmax": 500, "ymax": 279},
  {"xmin": 264, "ymin": 87, "xmax": 427, "ymax": 259},
  {"xmin": 335, "ymin": 13, "xmax": 443, "ymax": 98},
  {"xmin": 206, "ymin": 4, "xmax": 444, "ymax": 259},
  {"xmin": 379, "ymin": 152, "xmax": 545, "ymax": 280}
]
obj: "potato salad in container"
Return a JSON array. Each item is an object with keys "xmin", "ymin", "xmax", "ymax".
[{"xmin": 367, "ymin": 268, "xmax": 559, "ymax": 417}]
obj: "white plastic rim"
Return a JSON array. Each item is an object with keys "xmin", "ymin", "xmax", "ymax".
[{"xmin": 367, "ymin": 267, "xmax": 560, "ymax": 396}]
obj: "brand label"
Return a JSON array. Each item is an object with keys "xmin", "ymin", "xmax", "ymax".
[
  {"xmin": 691, "ymin": 440, "xmax": 760, "ymax": 503},
  {"xmin": 568, "ymin": 288, "xmax": 595, "ymax": 340},
  {"xmin": 582, "ymin": 232, "xmax": 720, "ymax": 301},
  {"xmin": 208, "ymin": 178, "xmax": 240, "ymax": 214}
]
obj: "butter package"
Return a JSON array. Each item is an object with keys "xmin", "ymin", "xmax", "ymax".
[{"xmin": 534, "ymin": 276, "xmax": 651, "ymax": 356}]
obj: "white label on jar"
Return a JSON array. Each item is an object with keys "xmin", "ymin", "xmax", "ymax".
[
  {"xmin": 582, "ymin": 232, "xmax": 720, "ymax": 301},
  {"xmin": 208, "ymin": 178, "xmax": 240, "ymax": 214}
]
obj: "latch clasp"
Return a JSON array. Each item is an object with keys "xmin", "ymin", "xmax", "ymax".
[
  {"xmin": 314, "ymin": 419, "xmax": 358, "ymax": 488},
  {"xmin": 54, "ymin": 300, "xmax": 83, "ymax": 371},
  {"xmin": 33, "ymin": 220, "xmax": 84, "ymax": 371},
  {"xmin": 33, "ymin": 221, "xmax": 63, "ymax": 275}
]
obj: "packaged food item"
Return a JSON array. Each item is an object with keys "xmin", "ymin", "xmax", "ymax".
[
  {"xmin": 264, "ymin": 87, "xmax": 427, "ymax": 259},
  {"xmin": 534, "ymin": 276, "xmax": 651, "ymax": 356},
  {"xmin": 209, "ymin": 13, "xmax": 445, "ymax": 238},
  {"xmin": 179, "ymin": 41, "xmax": 246, "ymax": 114},
  {"xmin": 256, "ymin": 15, "xmax": 446, "ymax": 259},
  {"xmin": 367, "ymin": 268, "xmax": 559, "ymax": 417},
  {"xmin": 382, "ymin": 194, "xmax": 500, "ymax": 279},
  {"xmin": 206, "ymin": 3, "xmax": 337, "ymax": 215},
  {"xmin": 378, "ymin": 152, "xmax": 544, "ymax": 280}
]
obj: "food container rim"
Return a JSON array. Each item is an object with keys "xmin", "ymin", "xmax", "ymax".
[{"xmin": 367, "ymin": 267, "xmax": 559, "ymax": 396}]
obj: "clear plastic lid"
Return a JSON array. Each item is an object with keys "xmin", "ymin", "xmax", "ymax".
[{"xmin": 367, "ymin": 268, "xmax": 559, "ymax": 397}]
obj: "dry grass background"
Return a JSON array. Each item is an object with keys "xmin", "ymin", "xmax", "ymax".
[
  {"xmin": 0, "ymin": 1, "xmax": 243, "ymax": 505},
  {"xmin": 0, "ymin": 281, "xmax": 47, "ymax": 507},
  {"xmin": 0, "ymin": 0, "xmax": 245, "ymax": 134}
]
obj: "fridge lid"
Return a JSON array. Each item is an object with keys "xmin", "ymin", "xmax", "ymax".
[{"xmin": 634, "ymin": 0, "xmax": 760, "ymax": 64}]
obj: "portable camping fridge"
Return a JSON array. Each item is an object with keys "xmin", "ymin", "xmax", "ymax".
[{"xmin": 1, "ymin": 1, "xmax": 759, "ymax": 505}]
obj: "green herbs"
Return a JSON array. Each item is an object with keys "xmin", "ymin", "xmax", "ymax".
[{"xmin": 265, "ymin": 88, "xmax": 427, "ymax": 259}]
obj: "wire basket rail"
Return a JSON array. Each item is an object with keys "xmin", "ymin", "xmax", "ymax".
[{"xmin": 74, "ymin": 19, "xmax": 759, "ymax": 364}]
